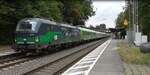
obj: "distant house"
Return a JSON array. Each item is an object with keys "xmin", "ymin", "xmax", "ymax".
[{"xmin": 95, "ymin": 24, "xmax": 106, "ymax": 32}]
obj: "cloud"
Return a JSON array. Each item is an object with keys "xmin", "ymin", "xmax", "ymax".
[{"xmin": 86, "ymin": 1, "xmax": 125, "ymax": 28}]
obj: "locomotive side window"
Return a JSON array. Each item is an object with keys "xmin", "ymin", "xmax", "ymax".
[
  {"xmin": 49, "ymin": 24, "xmax": 51, "ymax": 31},
  {"xmin": 52, "ymin": 25, "xmax": 61, "ymax": 32},
  {"xmin": 39, "ymin": 23, "xmax": 49, "ymax": 34},
  {"xmin": 50, "ymin": 25, "xmax": 54, "ymax": 31}
]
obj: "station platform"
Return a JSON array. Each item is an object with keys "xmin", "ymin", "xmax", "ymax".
[
  {"xmin": 89, "ymin": 39, "xmax": 124, "ymax": 75},
  {"xmin": 62, "ymin": 39, "xmax": 124, "ymax": 75}
]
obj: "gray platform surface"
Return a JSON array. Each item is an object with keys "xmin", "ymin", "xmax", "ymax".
[{"xmin": 89, "ymin": 39, "xmax": 124, "ymax": 75}]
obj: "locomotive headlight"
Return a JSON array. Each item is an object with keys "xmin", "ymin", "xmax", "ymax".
[
  {"xmin": 23, "ymin": 38, "xmax": 27, "ymax": 41},
  {"xmin": 35, "ymin": 36, "xmax": 39, "ymax": 43},
  {"xmin": 15, "ymin": 39, "xmax": 17, "ymax": 42}
]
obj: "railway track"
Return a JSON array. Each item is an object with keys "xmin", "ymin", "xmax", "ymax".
[
  {"xmin": 0, "ymin": 38, "xmax": 108, "ymax": 75},
  {"xmin": 0, "ymin": 52, "xmax": 24, "ymax": 66},
  {"xmin": 25, "ymin": 38, "xmax": 108, "ymax": 75}
]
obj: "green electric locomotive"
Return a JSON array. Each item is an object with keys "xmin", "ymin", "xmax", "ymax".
[{"xmin": 12, "ymin": 18, "xmax": 107, "ymax": 53}]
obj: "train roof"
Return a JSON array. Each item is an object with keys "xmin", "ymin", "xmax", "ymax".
[
  {"xmin": 59, "ymin": 23, "xmax": 76, "ymax": 29},
  {"xmin": 79, "ymin": 27, "xmax": 107, "ymax": 34},
  {"xmin": 36, "ymin": 18, "xmax": 76, "ymax": 29},
  {"xmin": 36, "ymin": 18, "xmax": 106, "ymax": 34},
  {"xmin": 78, "ymin": 27, "xmax": 95, "ymax": 32},
  {"xmin": 22, "ymin": 18, "xmax": 57, "ymax": 24}
]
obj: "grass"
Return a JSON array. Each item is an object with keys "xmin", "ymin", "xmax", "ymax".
[{"xmin": 117, "ymin": 41, "xmax": 150, "ymax": 65}]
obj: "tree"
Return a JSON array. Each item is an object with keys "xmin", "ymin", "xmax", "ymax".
[
  {"xmin": 138, "ymin": 0, "xmax": 150, "ymax": 41},
  {"xmin": 60, "ymin": 0, "xmax": 95, "ymax": 25},
  {"xmin": 0, "ymin": 0, "xmax": 63, "ymax": 44},
  {"xmin": 0, "ymin": 0, "xmax": 95, "ymax": 44},
  {"xmin": 118, "ymin": 0, "xmax": 150, "ymax": 41},
  {"xmin": 116, "ymin": 11, "xmax": 128, "ymax": 29}
]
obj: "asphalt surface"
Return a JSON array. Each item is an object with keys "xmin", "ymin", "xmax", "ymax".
[{"xmin": 89, "ymin": 39, "xmax": 124, "ymax": 75}]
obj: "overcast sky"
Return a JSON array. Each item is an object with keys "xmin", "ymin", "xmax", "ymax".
[{"xmin": 85, "ymin": 1, "xmax": 125, "ymax": 28}]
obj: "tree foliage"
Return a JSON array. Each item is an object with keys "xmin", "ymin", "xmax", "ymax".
[
  {"xmin": 116, "ymin": 12, "xmax": 125, "ymax": 28},
  {"xmin": 0, "ymin": 0, "xmax": 94, "ymax": 44},
  {"xmin": 116, "ymin": 8, "xmax": 128, "ymax": 29},
  {"xmin": 116, "ymin": 0, "xmax": 150, "ymax": 40},
  {"xmin": 138, "ymin": 0, "xmax": 150, "ymax": 40},
  {"xmin": 60, "ymin": 0, "xmax": 94, "ymax": 25}
]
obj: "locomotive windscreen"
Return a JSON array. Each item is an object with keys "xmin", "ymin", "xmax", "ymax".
[{"xmin": 16, "ymin": 21, "xmax": 37, "ymax": 32}]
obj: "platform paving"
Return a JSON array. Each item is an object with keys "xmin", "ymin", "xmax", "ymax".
[
  {"xmin": 0, "ymin": 46, "xmax": 12, "ymax": 53},
  {"xmin": 89, "ymin": 39, "xmax": 124, "ymax": 75},
  {"xmin": 0, "ymin": 46, "xmax": 15, "ymax": 56},
  {"xmin": 62, "ymin": 39, "xmax": 150, "ymax": 75}
]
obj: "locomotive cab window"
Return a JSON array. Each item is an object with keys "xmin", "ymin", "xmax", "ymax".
[{"xmin": 16, "ymin": 21, "xmax": 38, "ymax": 32}]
